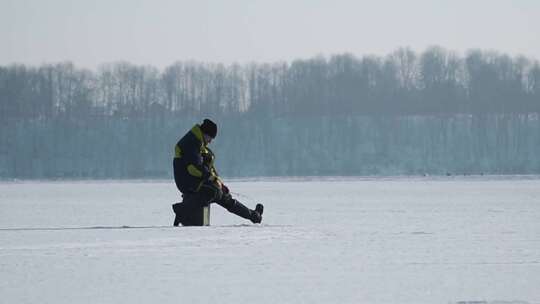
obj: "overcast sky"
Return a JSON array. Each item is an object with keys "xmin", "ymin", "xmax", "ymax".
[{"xmin": 1, "ymin": 0, "xmax": 539, "ymax": 70}]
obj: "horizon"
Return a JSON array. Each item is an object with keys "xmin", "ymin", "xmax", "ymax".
[{"xmin": 1, "ymin": 46, "xmax": 538, "ymax": 72}]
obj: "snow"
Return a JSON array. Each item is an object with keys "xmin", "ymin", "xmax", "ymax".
[{"xmin": 1, "ymin": 177, "xmax": 539, "ymax": 304}]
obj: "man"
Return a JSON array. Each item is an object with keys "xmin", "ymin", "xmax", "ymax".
[{"xmin": 172, "ymin": 119, "xmax": 263, "ymax": 226}]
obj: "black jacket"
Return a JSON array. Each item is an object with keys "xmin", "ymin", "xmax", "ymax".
[{"xmin": 173, "ymin": 124, "xmax": 217, "ymax": 193}]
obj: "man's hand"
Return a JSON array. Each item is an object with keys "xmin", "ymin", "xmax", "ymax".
[
  {"xmin": 221, "ymin": 184, "xmax": 231, "ymax": 200},
  {"xmin": 222, "ymin": 184, "xmax": 230, "ymax": 195}
]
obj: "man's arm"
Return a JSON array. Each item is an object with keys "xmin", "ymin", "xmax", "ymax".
[{"xmin": 180, "ymin": 138, "xmax": 212, "ymax": 180}]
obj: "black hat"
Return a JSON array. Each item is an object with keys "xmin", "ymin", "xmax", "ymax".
[{"xmin": 200, "ymin": 118, "xmax": 217, "ymax": 138}]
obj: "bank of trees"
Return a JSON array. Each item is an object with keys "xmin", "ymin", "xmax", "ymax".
[{"xmin": 1, "ymin": 47, "xmax": 539, "ymax": 178}]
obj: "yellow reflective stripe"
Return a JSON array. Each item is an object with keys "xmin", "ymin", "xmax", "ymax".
[
  {"xmin": 174, "ymin": 145, "xmax": 182, "ymax": 158},
  {"xmin": 191, "ymin": 125, "xmax": 203, "ymax": 142},
  {"xmin": 187, "ymin": 164, "xmax": 203, "ymax": 178}
]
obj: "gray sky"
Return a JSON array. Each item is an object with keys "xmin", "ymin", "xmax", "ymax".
[{"xmin": 1, "ymin": 0, "xmax": 539, "ymax": 70}]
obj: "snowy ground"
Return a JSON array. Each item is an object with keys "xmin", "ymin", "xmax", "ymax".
[{"xmin": 1, "ymin": 177, "xmax": 539, "ymax": 304}]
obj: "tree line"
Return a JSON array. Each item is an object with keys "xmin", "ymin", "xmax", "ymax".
[{"xmin": 1, "ymin": 47, "xmax": 540, "ymax": 178}]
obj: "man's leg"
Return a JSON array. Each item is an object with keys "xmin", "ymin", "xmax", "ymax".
[
  {"xmin": 174, "ymin": 181, "xmax": 263, "ymax": 225},
  {"xmin": 172, "ymin": 200, "xmax": 195, "ymax": 226},
  {"xmin": 215, "ymin": 192, "xmax": 263, "ymax": 224},
  {"xmin": 173, "ymin": 183, "xmax": 219, "ymax": 226}
]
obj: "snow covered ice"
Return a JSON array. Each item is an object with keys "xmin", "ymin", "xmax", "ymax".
[{"xmin": 1, "ymin": 177, "xmax": 539, "ymax": 303}]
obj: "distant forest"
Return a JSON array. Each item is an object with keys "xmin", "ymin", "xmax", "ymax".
[{"xmin": 1, "ymin": 47, "xmax": 540, "ymax": 179}]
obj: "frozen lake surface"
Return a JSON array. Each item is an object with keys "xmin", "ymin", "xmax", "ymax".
[{"xmin": 1, "ymin": 177, "xmax": 539, "ymax": 304}]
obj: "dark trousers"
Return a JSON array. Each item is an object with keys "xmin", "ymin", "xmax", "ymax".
[{"xmin": 174, "ymin": 181, "xmax": 252, "ymax": 225}]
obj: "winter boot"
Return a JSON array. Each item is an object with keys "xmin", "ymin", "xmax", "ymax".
[
  {"xmin": 255, "ymin": 203, "xmax": 264, "ymax": 215},
  {"xmin": 172, "ymin": 203, "xmax": 182, "ymax": 226},
  {"xmin": 250, "ymin": 203, "xmax": 264, "ymax": 224}
]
